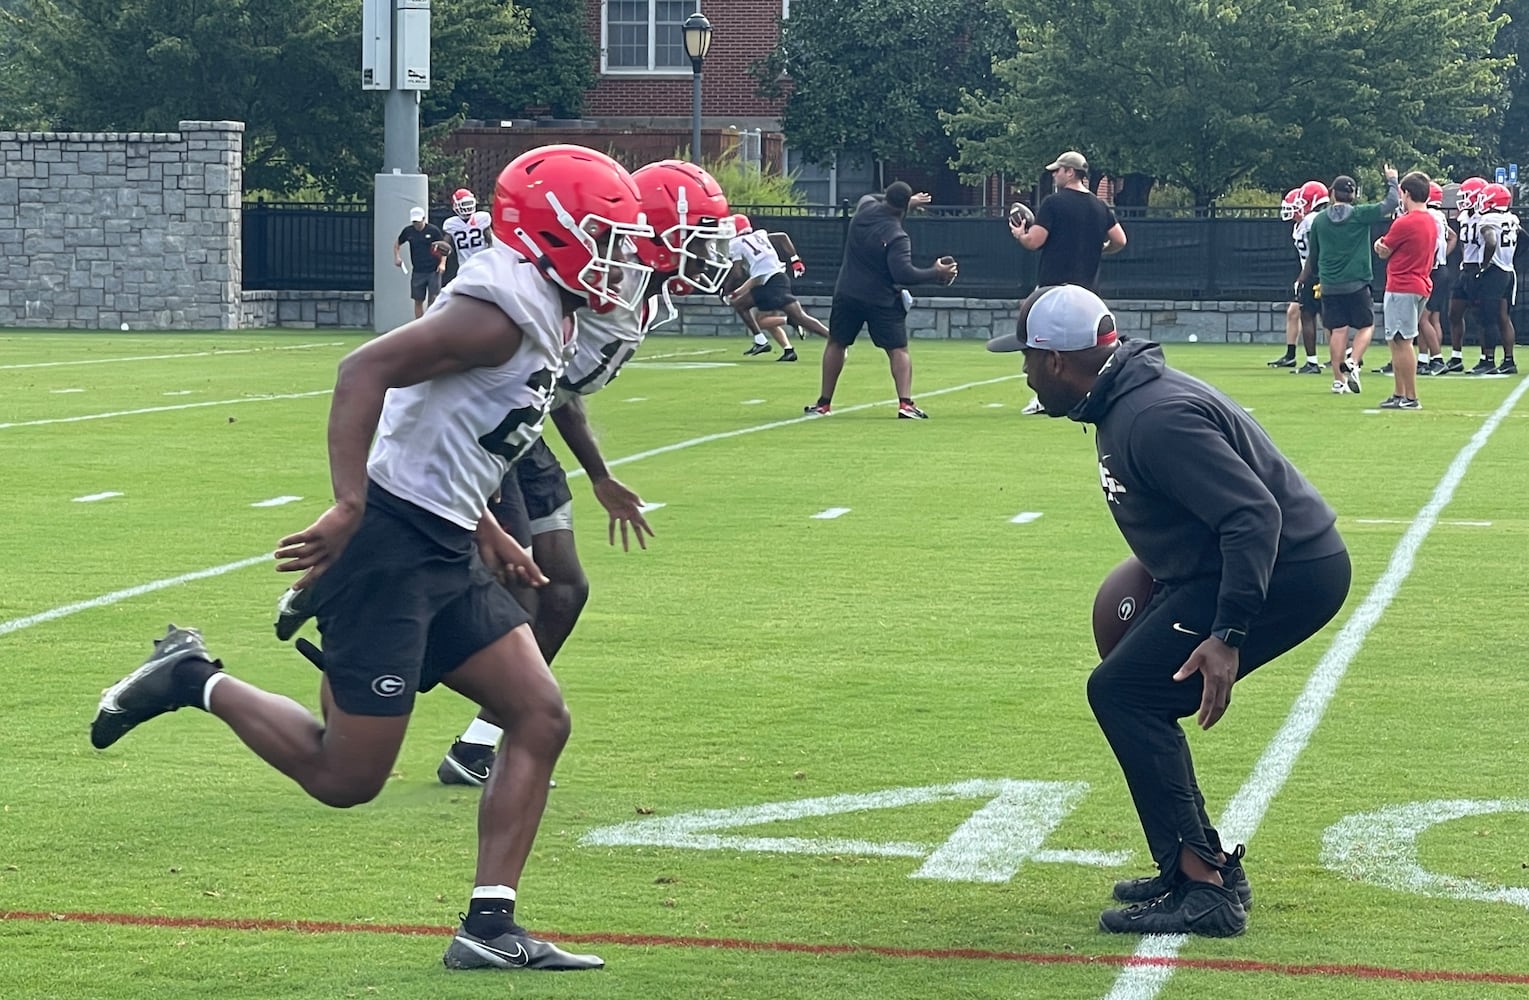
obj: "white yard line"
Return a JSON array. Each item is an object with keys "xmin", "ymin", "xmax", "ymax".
[
  {"xmin": 0, "ymin": 390, "xmax": 333, "ymax": 430},
  {"xmin": 0, "ymin": 342, "xmax": 344, "ymax": 371},
  {"xmin": 633, "ymin": 348, "xmax": 726, "ymax": 361},
  {"xmin": 2, "ymin": 375, "xmax": 1020, "ymax": 637},
  {"xmin": 1101, "ymin": 375, "xmax": 1529, "ymax": 1000},
  {"xmin": 812, "ymin": 507, "xmax": 852, "ymax": 519}
]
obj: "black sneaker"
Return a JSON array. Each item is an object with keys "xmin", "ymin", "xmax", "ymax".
[
  {"xmin": 1294, "ymin": 361, "xmax": 1323, "ymax": 375},
  {"xmin": 1342, "ymin": 363, "xmax": 1362, "ymax": 394},
  {"xmin": 1426, "ymin": 358, "xmax": 1448, "ymax": 376},
  {"xmin": 1266, "ymin": 355, "xmax": 1296, "ymax": 368},
  {"xmin": 443, "ymin": 921, "xmax": 604, "ymax": 971},
  {"xmin": 1469, "ymin": 358, "xmax": 1496, "ymax": 374},
  {"xmin": 274, "ymin": 586, "xmax": 314, "ymax": 641},
  {"xmin": 438, "ymin": 740, "xmax": 496, "ymax": 786},
  {"xmin": 1444, "ymin": 357, "xmax": 1464, "ymax": 373},
  {"xmin": 897, "ymin": 402, "xmax": 929, "ymax": 419},
  {"xmin": 91, "ymin": 626, "xmax": 220, "ymax": 750},
  {"xmin": 1492, "ymin": 360, "xmax": 1518, "ymax": 375},
  {"xmin": 743, "ymin": 343, "xmax": 772, "ymax": 357},
  {"xmin": 777, "ymin": 348, "xmax": 798, "ymax": 362},
  {"xmin": 803, "ymin": 402, "xmax": 831, "ymax": 415},
  {"xmin": 1113, "ymin": 845, "xmax": 1253, "ymax": 909},
  {"xmin": 1372, "ymin": 361, "xmax": 1393, "ymax": 374},
  {"xmin": 1099, "ymin": 879, "xmax": 1247, "ymax": 937},
  {"xmin": 1379, "ymin": 395, "xmax": 1404, "ymax": 409},
  {"xmin": 1398, "ymin": 397, "xmax": 1422, "ymax": 410}
]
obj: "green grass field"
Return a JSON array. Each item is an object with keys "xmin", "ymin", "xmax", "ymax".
[{"xmin": 2, "ymin": 330, "xmax": 1528, "ymax": 1000}]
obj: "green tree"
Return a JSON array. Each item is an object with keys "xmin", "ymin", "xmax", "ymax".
[
  {"xmin": 439, "ymin": 0, "xmax": 595, "ymax": 121},
  {"xmin": 946, "ymin": 0, "xmax": 1510, "ymax": 203},
  {"xmin": 0, "ymin": 0, "xmax": 531, "ymax": 199},
  {"xmin": 754, "ymin": 0, "xmax": 1011, "ymax": 171}
]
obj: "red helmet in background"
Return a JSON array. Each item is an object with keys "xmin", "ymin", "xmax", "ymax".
[
  {"xmin": 631, "ymin": 160, "xmax": 735, "ymax": 295},
  {"xmin": 1427, "ymin": 182, "xmax": 1444, "ymax": 208},
  {"xmin": 1458, "ymin": 177, "xmax": 1488, "ymax": 212},
  {"xmin": 492, "ymin": 145, "xmax": 654, "ymax": 313},
  {"xmin": 1298, "ymin": 180, "xmax": 1329, "ymax": 214},
  {"xmin": 1480, "ymin": 182, "xmax": 1513, "ymax": 213},
  {"xmin": 452, "ymin": 188, "xmax": 477, "ymax": 218},
  {"xmin": 731, "ymin": 213, "xmax": 753, "ymax": 236},
  {"xmin": 1280, "ymin": 187, "xmax": 1303, "ymax": 222}
]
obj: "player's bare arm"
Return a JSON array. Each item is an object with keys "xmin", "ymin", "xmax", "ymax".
[
  {"xmin": 475, "ymin": 510, "xmax": 549, "ymax": 588},
  {"xmin": 550, "ymin": 395, "xmax": 654, "ymax": 550}
]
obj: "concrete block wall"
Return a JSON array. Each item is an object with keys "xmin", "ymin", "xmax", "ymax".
[{"xmin": 0, "ymin": 120, "xmax": 243, "ymax": 330}]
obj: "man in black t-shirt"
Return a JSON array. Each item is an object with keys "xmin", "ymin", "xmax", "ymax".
[
  {"xmin": 394, "ymin": 206, "xmax": 448, "ymax": 318},
  {"xmin": 1011, "ymin": 150, "xmax": 1127, "ymax": 290}
]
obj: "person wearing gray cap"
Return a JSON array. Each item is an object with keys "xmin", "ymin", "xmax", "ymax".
[
  {"xmin": 1010, "ymin": 151, "xmax": 1127, "ymax": 291},
  {"xmin": 988, "ymin": 285, "xmax": 1351, "ymax": 937}
]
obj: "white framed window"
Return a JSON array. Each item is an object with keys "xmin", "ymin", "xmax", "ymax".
[{"xmin": 602, "ymin": 0, "xmax": 697, "ymax": 74}]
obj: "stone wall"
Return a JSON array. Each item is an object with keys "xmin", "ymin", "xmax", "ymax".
[
  {"xmin": 0, "ymin": 120, "xmax": 242, "ymax": 330},
  {"xmin": 240, "ymin": 290, "xmax": 373, "ymax": 330}
]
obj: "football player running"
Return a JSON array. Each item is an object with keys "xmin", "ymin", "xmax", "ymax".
[
  {"xmin": 93, "ymin": 145, "xmax": 655, "ymax": 974},
  {"xmin": 442, "ymin": 187, "xmax": 494, "ymax": 273},
  {"xmin": 435, "ymin": 159, "xmax": 736, "ymax": 785}
]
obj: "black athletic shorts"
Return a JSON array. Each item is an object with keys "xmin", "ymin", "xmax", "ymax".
[
  {"xmin": 515, "ymin": 438, "xmax": 573, "ymax": 525},
  {"xmin": 489, "ymin": 472, "xmax": 532, "ymax": 547},
  {"xmin": 1474, "ymin": 266, "xmax": 1515, "ymax": 305},
  {"xmin": 829, "ymin": 294, "xmax": 909, "ymax": 350},
  {"xmin": 307, "ymin": 481, "xmax": 531, "ymax": 717},
  {"xmin": 1426, "ymin": 267, "xmax": 1452, "ymax": 312},
  {"xmin": 1320, "ymin": 286, "xmax": 1375, "ymax": 332},
  {"xmin": 752, "ymin": 272, "xmax": 796, "ymax": 312},
  {"xmin": 1296, "ymin": 277, "xmax": 1319, "ymax": 314},
  {"xmin": 1452, "ymin": 269, "xmax": 1480, "ymax": 302}
]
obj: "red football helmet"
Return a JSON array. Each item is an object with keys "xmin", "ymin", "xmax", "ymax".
[
  {"xmin": 492, "ymin": 145, "xmax": 654, "ymax": 313},
  {"xmin": 631, "ymin": 160, "xmax": 735, "ymax": 295},
  {"xmin": 1427, "ymin": 182, "xmax": 1444, "ymax": 208},
  {"xmin": 1299, "ymin": 180, "xmax": 1329, "ymax": 213},
  {"xmin": 452, "ymin": 188, "xmax": 477, "ymax": 219},
  {"xmin": 1480, "ymin": 182, "xmax": 1513, "ymax": 213},
  {"xmin": 1280, "ymin": 187, "xmax": 1303, "ymax": 222},
  {"xmin": 1458, "ymin": 176, "xmax": 1488, "ymax": 212},
  {"xmin": 731, "ymin": 213, "xmax": 753, "ymax": 237}
]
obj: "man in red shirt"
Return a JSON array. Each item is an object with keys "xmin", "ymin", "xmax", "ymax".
[{"xmin": 1373, "ymin": 171, "xmax": 1437, "ymax": 409}]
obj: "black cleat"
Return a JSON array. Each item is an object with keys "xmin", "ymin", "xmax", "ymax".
[
  {"xmin": 803, "ymin": 402, "xmax": 831, "ymax": 415},
  {"xmin": 1492, "ymin": 360, "xmax": 1518, "ymax": 375},
  {"xmin": 274, "ymin": 586, "xmax": 314, "ymax": 641},
  {"xmin": 1443, "ymin": 357, "xmax": 1464, "ymax": 373},
  {"xmin": 743, "ymin": 343, "xmax": 772, "ymax": 357},
  {"xmin": 777, "ymin": 348, "xmax": 798, "ymax": 362},
  {"xmin": 1266, "ymin": 355, "xmax": 1297, "ymax": 368},
  {"xmin": 897, "ymin": 402, "xmax": 930, "ymax": 419},
  {"xmin": 1113, "ymin": 845, "xmax": 1253, "ymax": 909},
  {"xmin": 1342, "ymin": 363, "xmax": 1362, "ymax": 394},
  {"xmin": 1372, "ymin": 361, "xmax": 1393, "ymax": 374},
  {"xmin": 1468, "ymin": 358, "xmax": 1496, "ymax": 374},
  {"xmin": 91, "ymin": 625, "xmax": 219, "ymax": 750},
  {"xmin": 1099, "ymin": 879, "xmax": 1247, "ymax": 937},
  {"xmin": 438, "ymin": 740, "xmax": 496, "ymax": 787},
  {"xmin": 1294, "ymin": 361, "xmax": 1323, "ymax": 375},
  {"xmin": 1425, "ymin": 358, "xmax": 1448, "ymax": 376},
  {"xmin": 443, "ymin": 922, "xmax": 604, "ymax": 971}
]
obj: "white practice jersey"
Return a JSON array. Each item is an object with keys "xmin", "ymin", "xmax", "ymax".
[
  {"xmin": 730, "ymin": 230, "xmax": 785, "ymax": 281},
  {"xmin": 558, "ymin": 297, "xmax": 650, "ymax": 399},
  {"xmin": 1458, "ymin": 210, "xmax": 1484, "ymax": 265},
  {"xmin": 1429, "ymin": 208, "xmax": 1449, "ymax": 268},
  {"xmin": 368, "ymin": 246, "xmax": 569, "ymax": 529},
  {"xmin": 1292, "ymin": 215, "xmax": 1314, "ymax": 265},
  {"xmin": 443, "ymin": 211, "xmax": 493, "ymax": 264},
  {"xmin": 1479, "ymin": 210, "xmax": 1520, "ymax": 271}
]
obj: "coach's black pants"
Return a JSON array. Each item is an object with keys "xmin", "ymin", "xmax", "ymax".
[{"xmin": 1087, "ymin": 549, "xmax": 1352, "ymax": 877}]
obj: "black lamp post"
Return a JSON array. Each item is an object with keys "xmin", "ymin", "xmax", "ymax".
[{"xmin": 682, "ymin": 12, "xmax": 713, "ymax": 164}]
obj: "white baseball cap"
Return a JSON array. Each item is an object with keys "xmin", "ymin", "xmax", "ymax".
[
  {"xmin": 409, "ymin": 206, "xmax": 426, "ymax": 222},
  {"xmin": 987, "ymin": 285, "xmax": 1118, "ymax": 353}
]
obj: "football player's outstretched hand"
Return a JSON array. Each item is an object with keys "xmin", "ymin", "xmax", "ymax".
[{"xmin": 593, "ymin": 476, "xmax": 655, "ymax": 551}]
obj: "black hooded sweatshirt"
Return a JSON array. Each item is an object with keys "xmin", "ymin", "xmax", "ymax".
[
  {"xmin": 833, "ymin": 199, "xmax": 942, "ymax": 308},
  {"xmin": 1070, "ymin": 339, "xmax": 1345, "ymax": 635}
]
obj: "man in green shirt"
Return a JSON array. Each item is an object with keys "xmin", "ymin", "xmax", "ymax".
[{"xmin": 1299, "ymin": 164, "xmax": 1400, "ymax": 395}]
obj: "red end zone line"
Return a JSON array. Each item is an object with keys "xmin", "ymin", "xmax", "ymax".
[{"xmin": 3, "ymin": 910, "xmax": 1527, "ymax": 986}]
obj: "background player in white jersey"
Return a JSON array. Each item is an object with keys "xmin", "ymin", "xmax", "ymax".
[
  {"xmin": 1418, "ymin": 182, "xmax": 1457, "ymax": 376},
  {"xmin": 442, "ymin": 187, "xmax": 494, "ymax": 277},
  {"xmin": 730, "ymin": 229, "xmax": 813, "ymax": 355},
  {"xmin": 438, "ymin": 159, "xmax": 735, "ymax": 784},
  {"xmin": 1271, "ymin": 181, "xmax": 1326, "ymax": 373},
  {"xmin": 1473, "ymin": 182, "xmax": 1519, "ymax": 374},
  {"xmin": 91, "ymin": 145, "xmax": 654, "ymax": 974},
  {"xmin": 729, "ymin": 215, "xmax": 830, "ymax": 361},
  {"xmin": 1449, "ymin": 176, "xmax": 1490, "ymax": 373}
]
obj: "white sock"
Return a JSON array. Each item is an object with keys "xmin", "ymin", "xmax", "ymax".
[
  {"xmin": 1447, "ymin": 347, "xmax": 1458, "ymax": 359},
  {"xmin": 1306, "ymin": 355, "xmax": 1319, "ymax": 365},
  {"xmin": 753, "ymin": 332, "xmax": 768, "ymax": 346},
  {"xmin": 202, "ymin": 672, "xmax": 227, "ymax": 712},
  {"xmin": 472, "ymin": 884, "xmax": 516, "ymax": 902},
  {"xmin": 1418, "ymin": 352, "xmax": 1430, "ymax": 363},
  {"xmin": 461, "ymin": 718, "xmax": 503, "ymax": 747}
]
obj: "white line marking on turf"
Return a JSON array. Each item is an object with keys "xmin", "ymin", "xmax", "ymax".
[
  {"xmin": 634, "ymin": 348, "xmax": 725, "ymax": 361},
  {"xmin": 626, "ymin": 361, "xmax": 736, "ymax": 370},
  {"xmin": 1355, "ymin": 518, "xmax": 1491, "ymax": 527},
  {"xmin": 812, "ymin": 507, "xmax": 851, "ymax": 519},
  {"xmin": 50, "ymin": 388, "xmax": 85, "ymax": 394},
  {"xmin": 72, "ymin": 492, "xmax": 123, "ymax": 503},
  {"xmin": 3, "ymin": 375, "xmax": 1020, "ymax": 638},
  {"xmin": 1009, "ymin": 511, "xmax": 1043, "ymax": 524},
  {"xmin": 163, "ymin": 390, "xmax": 194, "ymax": 396},
  {"xmin": 638, "ymin": 502, "xmax": 666, "ymax": 513},
  {"xmin": 0, "ymin": 555, "xmax": 271, "ymax": 638},
  {"xmin": 251, "ymin": 496, "xmax": 303, "ymax": 508},
  {"xmin": 0, "ymin": 390, "xmax": 332, "ymax": 430},
  {"xmin": 0, "ymin": 342, "xmax": 344, "ymax": 371},
  {"xmin": 741, "ymin": 399, "xmax": 767, "ymax": 405},
  {"xmin": 985, "ymin": 402, "xmax": 1005, "ymax": 408},
  {"xmin": 623, "ymin": 397, "xmax": 648, "ymax": 403},
  {"xmin": 1101, "ymin": 375, "xmax": 1529, "ymax": 1000}
]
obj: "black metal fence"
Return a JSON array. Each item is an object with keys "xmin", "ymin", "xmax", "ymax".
[{"xmin": 242, "ymin": 202, "xmax": 1514, "ymax": 302}]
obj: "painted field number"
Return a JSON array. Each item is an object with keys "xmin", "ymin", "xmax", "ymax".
[{"xmin": 581, "ymin": 778, "xmax": 1131, "ymax": 883}]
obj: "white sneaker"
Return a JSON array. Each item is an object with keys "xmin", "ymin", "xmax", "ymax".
[
  {"xmin": 1021, "ymin": 396, "xmax": 1046, "ymax": 415},
  {"xmin": 1331, "ymin": 380, "xmax": 1350, "ymax": 394}
]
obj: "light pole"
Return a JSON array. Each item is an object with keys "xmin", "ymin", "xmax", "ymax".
[{"xmin": 683, "ymin": 12, "xmax": 712, "ymax": 165}]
